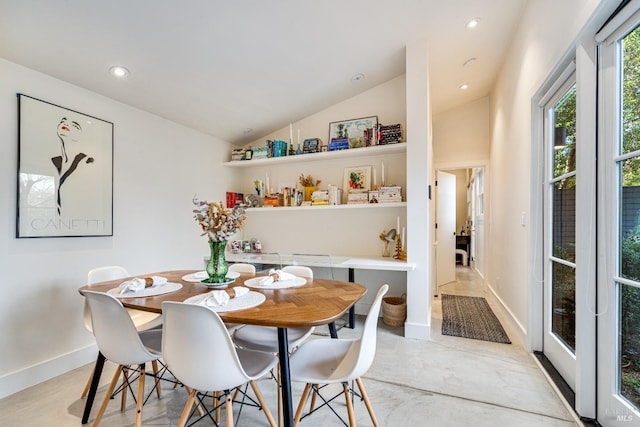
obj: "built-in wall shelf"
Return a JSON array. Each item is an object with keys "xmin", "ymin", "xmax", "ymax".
[
  {"xmin": 223, "ymin": 143, "xmax": 406, "ymax": 168},
  {"xmin": 244, "ymin": 201, "xmax": 406, "ymax": 213}
]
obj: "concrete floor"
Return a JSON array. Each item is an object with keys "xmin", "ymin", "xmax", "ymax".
[{"xmin": 0, "ymin": 267, "xmax": 579, "ymax": 426}]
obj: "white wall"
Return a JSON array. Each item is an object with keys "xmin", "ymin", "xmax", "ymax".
[
  {"xmin": 0, "ymin": 58, "xmax": 236, "ymax": 397},
  {"xmin": 488, "ymin": 0, "xmax": 603, "ymax": 343}
]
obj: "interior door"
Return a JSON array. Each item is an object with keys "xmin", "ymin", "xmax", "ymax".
[{"xmin": 436, "ymin": 171, "xmax": 456, "ymax": 289}]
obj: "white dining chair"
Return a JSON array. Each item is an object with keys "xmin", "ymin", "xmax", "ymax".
[
  {"xmin": 81, "ymin": 266, "xmax": 162, "ymax": 400},
  {"xmin": 232, "ymin": 265, "xmax": 315, "ymax": 353},
  {"xmin": 228, "ymin": 263, "xmax": 256, "ymax": 274},
  {"xmin": 81, "ymin": 290, "xmax": 164, "ymax": 427},
  {"xmin": 161, "ymin": 301, "xmax": 278, "ymax": 427},
  {"xmin": 289, "ymin": 284, "xmax": 389, "ymax": 426}
]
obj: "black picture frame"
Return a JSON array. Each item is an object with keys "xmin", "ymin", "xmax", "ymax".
[
  {"xmin": 302, "ymin": 138, "xmax": 320, "ymax": 154},
  {"xmin": 16, "ymin": 94, "xmax": 114, "ymax": 238}
]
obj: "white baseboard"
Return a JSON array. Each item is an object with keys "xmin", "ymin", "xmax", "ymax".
[
  {"xmin": 0, "ymin": 344, "xmax": 97, "ymax": 399},
  {"xmin": 486, "ymin": 283, "xmax": 528, "ymax": 349},
  {"xmin": 404, "ymin": 321, "xmax": 431, "ymax": 340}
]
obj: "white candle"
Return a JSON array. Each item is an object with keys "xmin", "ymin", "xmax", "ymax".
[
  {"xmin": 402, "ymin": 227, "xmax": 405, "ymax": 247},
  {"xmin": 382, "ymin": 162, "xmax": 385, "ymax": 186},
  {"xmin": 266, "ymin": 173, "xmax": 270, "ymax": 196},
  {"xmin": 297, "ymin": 128, "xmax": 301, "ymax": 146},
  {"xmin": 396, "ymin": 216, "xmax": 400, "ymax": 232},
  {"xmin": 373, "ymin": 168, "xmax": 377, "ymax": 187},
  {"xmin": 290, "ymin": 123, "xmax": 293, "ymax": 143}
]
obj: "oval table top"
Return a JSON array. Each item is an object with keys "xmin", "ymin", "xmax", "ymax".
[{"xmin": 78, "ymin": 269, "xmax": 367, "ymax": 328}]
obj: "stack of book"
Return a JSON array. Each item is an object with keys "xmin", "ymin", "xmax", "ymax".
[
  {"xmin": 378, "ymin": 186, "xmax": 402, "ymax": 203},
  {"xmin": 311, "ymin": 190, "xmax": 329, "ymax": 206},
  {"xmin": 347, "ymin": 189, "xmax": 369, "ymax": 204}
]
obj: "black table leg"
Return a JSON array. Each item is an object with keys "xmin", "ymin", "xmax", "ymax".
[
  {"xmin": 347, "ymin": 268, "xmax": 356, "ymax": 328},
  {"xmin": 82, "ymin": 351, "xmax": 105, "ymax": 424},
  {"xmin": 277, "ymin": 327, "xmax": 294, "ymax": 427},
  {"xmin": 328, "ymin": 322, "xmax": 338, "ymax": 338}
]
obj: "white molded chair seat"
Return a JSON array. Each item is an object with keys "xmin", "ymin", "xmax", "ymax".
[
  {"xmin": 162, "ymin": 301, "xmax": 277, "ymax": 427},
  {"xmin": 289, "ymin": 284, "xmax": 389, "ymax": 426},
  {"xmin": 82, "ymin": 290, "xmax": 164, "ymax": 427}
]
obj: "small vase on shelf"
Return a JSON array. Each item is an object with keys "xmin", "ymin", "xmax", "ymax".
[
  {"xmin": 204, "ymin": 239, "xmax": 229, "ymax": 283},
  {"xmin": 303, "ymin": 186, "xmax": 316, "ymax": 201}
]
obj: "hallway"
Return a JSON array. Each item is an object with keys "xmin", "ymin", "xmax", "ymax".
[{"xmin": 0, "ymin": 267, "xmax": 578, "ymax": 426}]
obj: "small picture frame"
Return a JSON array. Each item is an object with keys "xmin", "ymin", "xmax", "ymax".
[
  {"xmin": 320, "ymin": 145, "xmax": 328, "ymax": 152},
  {"xmin": 343, "ymin": 165, "xmax": 372, "ymax": 193},
  {"xmin": 302, "ymin": 138, "xmax": 320, "ymax": 154},
  {"xmin": 329, "ymin": 116, "xmax": 378, "ymax": 149}
]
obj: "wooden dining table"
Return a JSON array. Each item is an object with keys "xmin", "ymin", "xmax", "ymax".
[{"xmin": 78, "ymin": 269, "xmax": 367, "ymax": 427}]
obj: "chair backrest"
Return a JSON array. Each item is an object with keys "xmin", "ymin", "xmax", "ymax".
[
  {"xmin": 84, "ymin": 266, "xmax": 131, "ymax": 332},
  {"xmin": 282, "ymin": 265, "xmax": 313, "ymax": 278},
  {"xmin": 88, "ymin": 265, "xmax": 130, "ymax": 284},
  {"xmin": 292, "ymin": 254, "xmax": 334, "ymax": 279},
  {"xmin": 81, "ymin": 290, "xmax": 159, "ymax": 365},
  {"xmin": 335, "ymin": 284, "xmax": 388, "ymax": 381},
  {"xmin": 228, "ymin": 263, "xmax": 256, "ymax": 274},
  {"xmin": 162, "ymin": 301, "xmax": 252, "ymax": 391}
]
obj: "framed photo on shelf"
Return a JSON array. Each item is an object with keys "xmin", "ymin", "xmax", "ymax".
[
  {"xmin": 302, "ymin": 138, "xmax": 320, "ymax": 153},
  {"xmin": 329, "ymin": 116, "xmax": 378, "ymax": 148},
  {"xmin": 343, "ymin": 165, "xmax": 372, "ymax": 193},
  {"xmin": 16, "ymin": 94, "xmax": 113, "ymax": 238}
]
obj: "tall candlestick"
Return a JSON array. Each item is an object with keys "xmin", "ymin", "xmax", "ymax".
[
  {"xmin": 289, "ymin": 123, "xmax": 293, "ymax": 143},
  {"xmin": 266, "ymin": 173, "xmax": 270, "ymax": 197},
  {"xmin": 402, "ymin": 227, "xmax": 405, "ymax": 247},
  {"xmin": 396, "ymin": 216, "xmax": 400, "ymax": 233},
  {"xmin": 373, "ymin": 168, "xmax": 377, "ymax": 188},
  {"xmin": 297, "ymin": 128, "xmax": 300, "ymax": 146}
]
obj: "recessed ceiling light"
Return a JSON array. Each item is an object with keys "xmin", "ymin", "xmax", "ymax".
[
  {"xmin": 459, "ymin": 83, "xmax": 469, "ymax": 90},
  {"xmin": 351, "ymin": 73, "xmax": 365, "ymax": 82},
  {"xmin": 466, "ymin": 18, "xmax": 480, "ymax": 29},
  {"xmin": 109, "ymin": 66, "xmax": 130, "ymax": 78},
  {"xmin": 463, "ymin": 57, "xmax": 477, "ymax": 68}
]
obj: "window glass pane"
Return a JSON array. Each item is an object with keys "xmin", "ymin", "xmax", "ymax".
[
  {"xmin": 620, "ymin": 157, "xmax": 640, "ymax": 280},
  {"xmin": 552, "ymin": 179, "xmax": 576, "ymax": 260},
  {"xmin": 551, "ymin": 261, "xmax": 575, "ymax": 352},
  {"xmin": 622, "ymin": 26, "xmax": 640, "ymax": 155},
  {"xmin": 553, "ymin": 86, "xmax": 577, "ymax": 177},
  {"xmin": 619, "ymin": 283, "xmax": 640, "ymax": 408}
]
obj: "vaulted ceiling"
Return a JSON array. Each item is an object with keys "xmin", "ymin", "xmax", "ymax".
[{"xmin": 0, "ymin": 0, "xmax": 526, "ymax": 145}]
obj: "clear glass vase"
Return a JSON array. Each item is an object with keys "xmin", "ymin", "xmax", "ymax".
[{"xmin": 204, "ymin": 239, "xmax": 229, "ymax": 283}]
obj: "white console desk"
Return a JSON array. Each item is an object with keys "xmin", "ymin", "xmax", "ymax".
[{"xmin": 223, "ymin": 252, "xmax": 416, "ymax": 328}]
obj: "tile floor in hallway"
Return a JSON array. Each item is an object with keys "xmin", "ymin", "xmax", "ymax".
[{"xmin": 0, "ymin": 266, "xmax": 579, "ymax": 426}]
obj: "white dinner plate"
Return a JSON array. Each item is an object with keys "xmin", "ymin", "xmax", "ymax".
[
  {"xmin": 243, "ymin": 276, "xmax": 306, "ymax": 289},
  {"xmin": 107, "ymin": 282, "xmax": 183, "ymax": 298},
  {"xmin": 183, "ymin": 290, "xmax": 266, "ymax": 312},
  {"xmin": 181, "ymin": 271, "xmax": 240, "ymax": 283}
]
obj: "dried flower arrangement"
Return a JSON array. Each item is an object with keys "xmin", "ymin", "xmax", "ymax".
[
  {"xmin": 193, "ymin": 195, "xmax": 246, "ymax": 242},
  {"xmin": 299, "ymin": 173, "xmax": 321, "ymax": 187}
]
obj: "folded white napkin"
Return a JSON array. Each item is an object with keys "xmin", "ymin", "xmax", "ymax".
[
  {"xmin": 203, "ymin": 286, "xmax": 249, "ymax": 307},
  {"xmin": 255, "ymin": 269, "xmax": 296, "ymax": 286},
  {"xmin": 118, "ymin": 276, "xmax": 167, "ymax": 294},
  {"xmin": 192, "ymin": 271, "xmax": 208, "ymax": 279}
]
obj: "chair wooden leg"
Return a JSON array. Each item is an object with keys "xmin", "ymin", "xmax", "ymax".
[
  {"xmin": 343, "ymin": 383, "xmax": 356, "ymax": 426},
  {"xmin": 356, "ymin": 377, "xmax": 378, "ymax": 427},
  {"xmin": 177, "ymin": 389, "xmax": 197, "ymax": 427},
  {"xmin": 225, "ymin": 392, "xmax": 234, "ymax": 427},
  {"xmin": 184, "ymin": 387, "xmax": 206, "ymax": 417},
  {"xmin": 81, "ymin": 366, "xmax": 94, "ymax": 398},
  {"xmin": 249, "ymin": 380, "xmax": 277, "ymax": 427},
  {"xmin": 276, "ymin": 367, "xmax": 282, "ymax": 427},
  {"xmin": 214, "ymin": 391, "xmax": 222, "ymax": 423},
  {"xmin": 309, "ymin": 384, "xmax": 318, "ymax": 412},
  {"xmin": 151, "ymin": 360, "xmax": 162, "ymax": 398},
  {"xmin": 134, "ymin": 364, "xmax": 146, "ymax": 427},
  {"xmin": 294, "ymin": 383, "xmax": 311, "ymax": 427},
  {"xmin": 93, "ymin": 364, "xmax": 123, "ymax": 427},
  {"xmin": 120, "ymin": 367, "xmax": 129, "ymax": 412}
]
